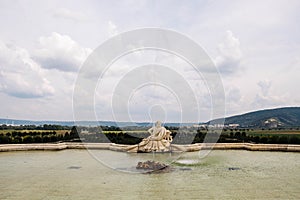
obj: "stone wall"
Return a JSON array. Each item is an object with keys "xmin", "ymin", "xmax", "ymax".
[{"xmin": 0, "ymin": 142, "xmax": 300, "ymax": 152}]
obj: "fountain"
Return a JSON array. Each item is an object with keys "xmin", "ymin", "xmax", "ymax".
[{"xmin": 126, "ymin": 121, "xmax": 173, "ymax": 153}]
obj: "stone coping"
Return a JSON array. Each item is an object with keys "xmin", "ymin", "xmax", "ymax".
[{"xmin": 0, "ymin": 142, "xmax": 300, "ymax": 152}]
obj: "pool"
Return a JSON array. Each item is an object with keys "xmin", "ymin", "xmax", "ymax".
[{"xmin": 0, "ymin": 150, "xmax": 299, "ymax": 199}]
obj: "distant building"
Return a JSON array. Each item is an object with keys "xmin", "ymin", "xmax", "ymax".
[
  {"xmin": 80, "ymin": 130, "xmax": 89, "ymax": 134},
  {"xmin": 228, "ymin": 124, "xmax": 240, "ymax": 129},
  {"xmin": 264, "ymin": 118, "xmax": 282, "ymax": 128},
  {"xmin": 193, "ymin": 124, "xmax": 207, "ymax": 129}
]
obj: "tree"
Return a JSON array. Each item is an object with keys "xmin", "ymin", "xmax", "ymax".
[
  {"xmin": 23, "ymin": 135, "xmax": 33, "ymax": 143},
  {"xmin": 289, "ymin": 136, "xmax": 300, "ymax": 144},
  {"xmin": 33, "ymin": 135, "xmax": 42, "ymax": 143},
  {"xmin": 63, "ymin": 132, "xmax": 70, "ymax": 140},
  {"xmin": 42, "ymin": 135, "xmax": 50, "ymax": 143},
  {"xmin": 0, "ymin": 135, "xmax": 11, "ymax": 144},
  {"xmin": 268, "ymin": 136, "xmax": 278, "ymax": 144},
  {"xmin": 12, "ymin": 136, "xmax": 22, "ymax": 143},
  {"xmin": 50, "ymin": 135, "xmax": 58, "ymax": 142},
  {"xmin": 260, "ymin": 136, "xmax": 268, "ymax": 143},
  {"xmin": 278, "ymin": 136, "xmax": 288, "ymax": 144},
  {"xmin": 70, "ymin": 126, "xmax": 79, "ymax": 139}
]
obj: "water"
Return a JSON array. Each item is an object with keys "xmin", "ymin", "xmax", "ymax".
[{"xmin": 0, "ymin": 150, "xmax": 299, "ymax": 199}]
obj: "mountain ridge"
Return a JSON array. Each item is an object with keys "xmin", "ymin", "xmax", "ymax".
[
  {"xmin": 1, "ymin": 107, "xmax": 300, "ymax": 127},
  {"xmin": 208, "ymin": 107, "xmax": 300, "ymax": 127}
]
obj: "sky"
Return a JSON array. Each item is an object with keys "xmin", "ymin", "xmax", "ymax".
[{"xmin": 0, "ymin": 0, "xmax": 299, "ymax": 122}]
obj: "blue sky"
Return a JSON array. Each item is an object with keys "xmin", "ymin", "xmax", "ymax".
[{"xmin": 0, "ymin": 0, "xmax": 299, "ymax": 122}]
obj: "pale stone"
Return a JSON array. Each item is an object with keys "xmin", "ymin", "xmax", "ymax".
[{"xmin": 126, "ymin": 121, "xmax": 173, "ymax": 153}]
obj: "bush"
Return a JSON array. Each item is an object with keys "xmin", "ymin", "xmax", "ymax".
[
  {"xmin": 23, "ymin": 135, "xmax": 33, "ymax": 143},
  {"xmin": 289, "ymin": 136, "xmax": 300, "ymax": 144},
  {"xmin": 33, "ymin": 135, "xmax": 42, "ymax": 143},
  {"xmin": 42, "ymin": 136, "xmax": 50, "ymax": 143},
  {"xmin": 12, "ymin": 136, "xmax": 22, "ymax": 143},
  {"xmin": 260, "ymin": 136, "xmax": 268, "ymax": 143},
  {"xmin": 50, "ymin": 135, "xmax": 58, "ymax": 142},
  {"xmin": 0, "ymin": 135, "xmax": 11, "ymax": 144},
  {"xmin": 278, "ymin": 136, "xmax": 288, "ymax": 144},
  {"xmin": 267, "ymin": 136, "xmax": 278, "ymax": 144}
]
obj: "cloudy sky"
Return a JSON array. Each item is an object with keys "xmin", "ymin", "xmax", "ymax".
[{"xmin": 0, "ymin": 0, "xmax": 299, "ymax": 122}]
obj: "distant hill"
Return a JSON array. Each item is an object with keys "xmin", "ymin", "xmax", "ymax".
[
  {"xmin": 1, "ymin": 107, "xmax": 300, "ymax": 128},
  {"xmin": 0, "ymin": 118, "xmax": 195, "ymax": 127},
  {"xmin": 208, "ymin": 107, "xmax": 300, "ymax": 128}
]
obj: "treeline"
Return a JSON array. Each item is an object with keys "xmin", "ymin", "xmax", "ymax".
[
  {"xmin": 176, "ymin": 131, "xmax": 300, "ymax": 145},
  {"xmin": 0, "ymin": 124, "xmax": 71, "ymax": 131},
  {"xmin": 0, "ymin": 126, "xmax": 79, "ymax": 144},
  {"xmin": 1, "ymin": 126, "xmax": 300, "ymax": 145},
  {"xmin": 80, "ymin": 130, "xmax": 300, "ymax": 145},
  {"xmin": 81, "ymin": 132, "xmax": 145, "ymax": 144}
]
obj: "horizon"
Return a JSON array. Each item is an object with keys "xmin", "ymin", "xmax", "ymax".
[
  {"xmin": 1, "ymin": 106, "xmax": 299, "ymax": 123},
  {"xmin": 0, "ymin": 1, "xmax": 300, "ymax": 122}
]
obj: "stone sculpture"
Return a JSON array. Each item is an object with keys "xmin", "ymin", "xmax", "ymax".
[{"xmin": 126, "ymin": 121, "xmax": 173, "ymax": 152}]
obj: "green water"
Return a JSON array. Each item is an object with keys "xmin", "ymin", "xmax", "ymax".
[{"xmin": 0, "ymin": 150, "xmax": 299, "ymax": 199}]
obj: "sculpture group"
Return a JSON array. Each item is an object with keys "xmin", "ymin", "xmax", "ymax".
[{"xmin": 126, "ymin": 121, "xmax": 173, "ymax": 153}]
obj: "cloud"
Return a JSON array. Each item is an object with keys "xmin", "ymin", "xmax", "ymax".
[
  {"xmin": 0, "ymin": 40, "xmax": 55, "ymax": 98},
  {"xmin": 0, "ymin": 1, "xmax": 299, "ymax": 120},
  {"xmin": 257, "ymin": 80, "xmax": 271, "ymax": 96},
  {"xmin": 108, "ymin": 21, "xmax": 118, "ymax": 37},
  {"xmin": 252, "ymin": 80, "xmax": 284, "ymax": 108},
  {"xmin": 215, "ymin": 30, "xmax": 242, "ymax": 75},
  {"xmin": 34, "ymin": 32, "xmax": 92, "ymax": 72},
  {"xmin": 53, "ymin": 8, "xmax": 88, "ymax": 22},
  {"xmin": 227, "ymin": 87, "xmax": 242, "ymax": 103}
]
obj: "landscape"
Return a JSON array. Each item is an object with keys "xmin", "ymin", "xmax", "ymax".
[{"xmin": 1, "ymin": 107, "xmax": 300, "ymax": 145}]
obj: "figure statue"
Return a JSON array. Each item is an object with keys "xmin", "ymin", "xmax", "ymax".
[{"xmin": 126, "ymin": 121, "xmax": 173, "ymax": 153}]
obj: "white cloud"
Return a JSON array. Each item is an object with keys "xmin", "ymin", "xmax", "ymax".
[
  {"xmin": 0, "ymin": 0, "xmax": 299, "ymax": 121},
  {"xmin": 252, "ymin": 80, "xmax": 284, "ymax": 108},
  {"xmin": 257, "ymin": 80, "xmax": 271, "ymax": 96},
  {"xmin": 227, "ymin": 87, "xmax": 242, "ymax": 103},
  {"xmin": 108, "ymin": 21, "xmax": 118, "ymax": 37},
  {"xmin": 34, "ymin": 32, "xmax": 92, "ymax": 72},
  {"xmin": 215, "ymin": 30, "xmax": 242, "ymax": 75},
  {"xmin": 0, "ymin": 40, "xmax": 55, "ymax": 98},
  {"xmin": 53, "ymin": 8, "xmax": 88, "ymax": 22}
]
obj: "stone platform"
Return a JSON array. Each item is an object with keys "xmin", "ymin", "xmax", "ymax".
[{"xmin": 0, "ymin": 142, "xmax": 300, "ymax": 152}]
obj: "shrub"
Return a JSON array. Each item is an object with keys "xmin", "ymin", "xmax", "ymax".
[
  {"xmin": 42, "ymin": 136, "xmax": 50, "ymax": 143},
  {"xmin": 33, "ymin": 135, "xmax": 42, "ymax": 143},
  {"xmin": 268, "ymin": 136, "xmax": 278, "ymax": 144},
  {"xmin": 23, "ymin": 135, "xmax": 33, "ymax": 143},
  {"xmin": 0, "ymin": 135, "xmax": 11, "ymax": 144},
  {"xmin": 260, "ymin": 136, "xmax": 268, "ymax": 143},
  {"xmin": 289, "ymin": 136, "xmax": 300, "ymax": 144},
  {"xmin": 278, "ymin": 136, "xmax": 288, "ymax": 144},
  {"xmin": 12, "ymin": 136, "xmax": 22, "ymax": 143}
]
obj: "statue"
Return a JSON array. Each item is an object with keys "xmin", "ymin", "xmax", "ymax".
[{"xmin": 126, "ymin": 121, "xmax": 173, "ymax": 153}]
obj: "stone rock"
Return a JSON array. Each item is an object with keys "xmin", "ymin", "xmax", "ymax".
[{"xmin": 136, "ymin": 160, "xmax": 172, "ymax": 173}]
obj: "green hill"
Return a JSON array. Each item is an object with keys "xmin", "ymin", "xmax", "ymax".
[{"xmin": 208, "ymin": 107, "xmax": 300, "ymax": 128}]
